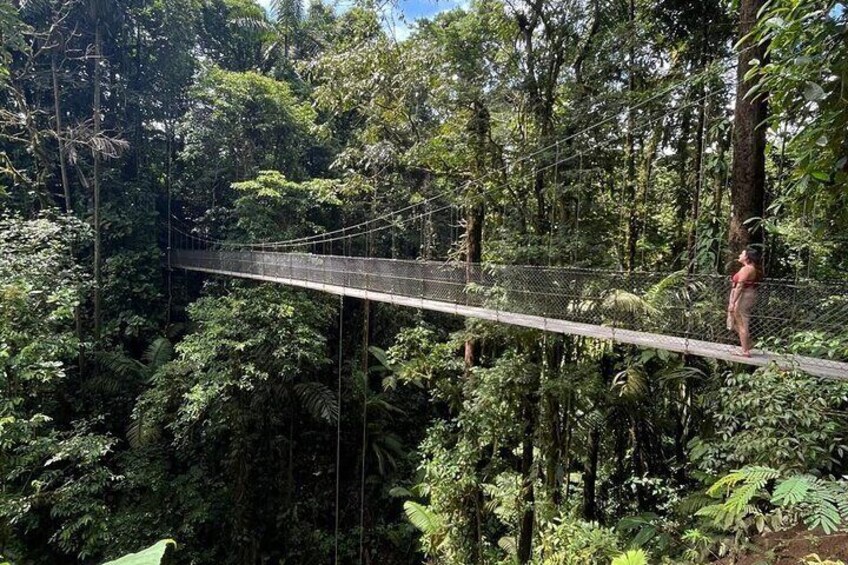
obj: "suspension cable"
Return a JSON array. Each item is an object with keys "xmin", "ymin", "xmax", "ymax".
[
  {"xmin": 175, "ymin": 88, "xmax": 725, "ymax": 252},
  {"xmin": 178, "ymin": 63, "xmax": 729, "ymax": 250}
]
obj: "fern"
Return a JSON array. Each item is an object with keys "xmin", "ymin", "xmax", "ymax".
[
  {"xmin": 698, "ymin": 466, "xmax": 780, "ymax": 530},
  {"xmin": 771, "ymin": 475, "xmax": 812, "ymax": 506},
  {"xmin": 611, "ymin": 548, "xmax": 649, "ymax": 565},
  {"xmin": 293, "ymin": 381, "xmax": 338, "ymax": 423},
  {"xmin": 497, "ymin": 536, "xmax": 516, "ymax": 557},
  {"xmin": 403, "ymin": 501, "xmax": 440, "ymax": 534},
  {"xmin": 700, "ymin": 467, "xmax": 848, "ymax": 536},
  {"xmin": 603, "ymin": 290, "xmax": 658, "ymax": 319},
  {"xmin": 142, "ymin": 337, "xmax": 173, "ymax": 371}
]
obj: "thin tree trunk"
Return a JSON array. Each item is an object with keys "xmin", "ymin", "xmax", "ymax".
[
  {"xmin": 624, "ymin": 0, "xmax": 638, "ymax": 270},
  {"xmin": 52, "ymin": 53, "xmax": 71, "ymax": 212},
  {"xmin": 687, "ymin": 92, "xmax": 708, "ymax": 272},
  {"xmin": 582, "ymin": 426, "xmax": 600, "ymax": 521},
  {"xmin": 517, "ymin": 398, "xmax": 536, "ymax": 563},
  {"xmin": 673, "ymin": 108, "xmax": 693, "ymax": 266},
  {"xmin": 465, "ymin": 101, "xmax": 487, "ymax": 375},
  {"xmin": 635, "ymin": 127, "xmax": 661, "ymax": 265},
  {"xmin": 92, "ymin": 19, "xmax": 103, "ymax": 341},
  {"xmin": 464, "ymin": 200, "xmax": 483, "ymax": 374},
  {"xmin": 729, "ymin": 0, "xmax": 768, "ymax": 261}
]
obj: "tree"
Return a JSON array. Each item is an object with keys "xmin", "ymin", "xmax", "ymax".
[{"xmin": 728, "ymin": 0, "xmax": 769, "ymax": 260}]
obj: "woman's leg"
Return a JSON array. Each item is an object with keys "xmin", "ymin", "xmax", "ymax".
[{"xmin": 735, "ymin": 313, "xmax": 751, "ymax": 354}]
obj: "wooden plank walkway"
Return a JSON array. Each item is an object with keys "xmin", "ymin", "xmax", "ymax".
[{"xmin": 173, "ymin": 257, "xmax": 848, "ymax": 380}]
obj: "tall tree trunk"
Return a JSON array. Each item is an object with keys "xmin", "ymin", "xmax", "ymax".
[
  {"xmin": 52, "ymin": 53, "xmax": 71, "ymax": 212},
  {"xmin": 687, "ymin": 92, "xmax": 708, "ymax": 271},
  {"xmin": 624, "ymin": 0, "xmax": 638, "ymax": 271},
  {"xmin": 673, "ymin": 108, "xmax": 693, "ymax": 266},
  {"xmin": 635, "ymin": 127, "xmax": 661, "ymax": 265},
  {"xmin": 729, "ymin": 0, "xmax": 768, "ymax": 261},
  {"xmin": 92, "ymin": 19, "xmax": 103, "ymax": 341},
  {"xmin": 582, "ymin": 426, "xmax": 600, "ymax": 521},
  {"xmin": 464, "ymin": 201, "xmax": 483, "ymax": 373},
  {"xmin": 465, "ymin": 101, "xmax": 487, "ymax": 374},
  {"xmin": 517, "ymin": 397, "xmax": 536, "ymax": 563}
]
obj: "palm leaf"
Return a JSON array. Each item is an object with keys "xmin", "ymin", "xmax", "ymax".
[
  {"xmin": 102, "ymin": 539, "xmax": 175, "ymax": 565},
  {"xmin": 498, "ymin": 536, "xmax": 517, "ymax": 556},
  {"xmin": 604, "ymin": 289, "xmax": 658, "ymax": 315},
  {"xmin": 611, "ymin": 549, "xmax": 649, "ymax": 565},
  {"xmin": 96, "ymin": 350, "xmax": 144, "ymax": 380},
  {"xmin": 142, "ymin": 337, "xmax": 173, "ymax": 371},
  {"xmin": 403, "ymin": 501, "xmax": 440, "ymax": 534},
  {"xmin": 293, "ymin": 381, "xmax": 338, "ymax": 423}
]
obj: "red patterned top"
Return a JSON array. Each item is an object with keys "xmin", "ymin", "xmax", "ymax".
[{"xmin": 732, "ymin": 269, "xmax": 760, "ymax": 289}]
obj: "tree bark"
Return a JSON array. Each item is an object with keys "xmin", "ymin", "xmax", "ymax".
[
  {"xmin": 464, "ymin": 101, "xmax": 487, "ymax": 374},
  {"xmin": 517, "ymin": 398, "xmax": 536, "ymax": 563},
  {"xmin": 464, "ymin": 201, "xmax": 483, "ymax": 372},
  {"xmin": 729, "ymin": 0, "xmax": 768, "ymax": 261},
  {"xmin": 582, "ymin": 426, "xmax": 600, "ymax": 521},
  {"xmin": 624, "ymin": 0, "xmax": 638, "ymax": 271},
  {"xmin": 52, "ymin": 53, "xmax": 71, "ymax": 213},
  {"xmin": 687, "ymin": 92, "xmax": 708, "ymax": 272},
  {"xmin": 92, "ymin": 18, "xmax": 103, "ymax": 341}
]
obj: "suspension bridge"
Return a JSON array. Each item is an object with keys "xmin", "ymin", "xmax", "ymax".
[
  {"xmin": 170, "ymin": 243, "xmax": 848, "ymax": 380},
  {"xmin": 168, "ymin": 66, "xmax": 848, "ymax": 380}
]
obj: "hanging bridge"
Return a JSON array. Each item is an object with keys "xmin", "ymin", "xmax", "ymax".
[
  {"xmin": 171, "ymin": 246, "xmax": 848, "ymax": 380},
  {"xmin": 168, "ymin": 66, "xmax": 848, "ymax": 380}
]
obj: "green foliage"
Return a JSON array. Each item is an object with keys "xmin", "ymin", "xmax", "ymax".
[
  {"xmin": 689, "ymin": 366, "xmax": 848, "ymax": 474},
  {"xmin": 611, "ymin": 549, "xmax": 650, "ymax": 565},
  {"xmin": 231, "ymin": 170, "xmax": 340, "ymax": 242},
  {"xmin": 751, "ymin": 0, "xmax": 848, "ymax": 276},
  {"xmin": 533, "ymin": 517, "xmax": 621, "ymax": 565},
  {"xmin": 0, "ymin": 215, "xmax": 117, "ymax": 560},
  {"xmin": 179, "ymin": 66, "xmax": 318, "ymax": 206},
  {"xmin": 697, "ymin": 466, "xmax": 848, "ymax": 535},
  {"xmin": 102, "ymin": 539, "xmax": 175, "ymax": 565}
]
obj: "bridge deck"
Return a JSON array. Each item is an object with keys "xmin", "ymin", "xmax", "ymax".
[{"xmin": 172, "ymin": 250, "xmax": 848, "ymax": 380}]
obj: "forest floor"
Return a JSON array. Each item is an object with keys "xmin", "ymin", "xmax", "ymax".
[{"xmin": 714, "ymin": 527, "xmax": 848, "ymax": 564}]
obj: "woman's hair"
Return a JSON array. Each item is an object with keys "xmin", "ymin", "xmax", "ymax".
[{"xmin": 745, "ymin": 245, "xmax": 764, "ymax": 280}]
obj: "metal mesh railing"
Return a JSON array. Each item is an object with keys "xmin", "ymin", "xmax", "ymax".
[{"xmin": 171, "ymin": 248, "xmax": 848, "ymax": 376}]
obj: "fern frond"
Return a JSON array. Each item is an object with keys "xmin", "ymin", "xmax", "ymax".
[
  {"xmin": 403, "ymin": 501, "xmax": 440, "ymax": 534},
  {"xmin": 293, "ymin": 381, "xmax": 338, "ymax": 423},
  {"xmin": 96, "ymin": 350, "xmax": 144, "ymax": 380},
  {"xmin": 771, "ymin": 475, "xmax": 813, "ymax": 507},
  {"xmin": 611, "ymin": 549, "xmax": 649, "ymax": 565},
  {"xmin": 613, "ymin": 367, "xmax": 648, "ymax": 398},
  {"xmin": 142, "ymin": 337, "xmax": 173, "ymax": 371},
  {"xmin": 498, "ymin": 536, "xmax": 516, "ymax": 556},
  {"xmin": 603, "ymin": 290, "xmax": 658, "ymax": 318}
]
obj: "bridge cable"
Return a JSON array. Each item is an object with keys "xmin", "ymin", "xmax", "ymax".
[
  {"xmin": 175, "ymin": 87, "xmax": 724, "ymax": 254},
  {"xmin": 183, "ymin": 63, "xmax": 729, "ymax": 251}
]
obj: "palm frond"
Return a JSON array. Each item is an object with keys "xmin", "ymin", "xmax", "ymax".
[
  {"xmin": 603, "ymin": 289, "xmax": 658, "ymax": 318},
  {"xmin": 613, "ymin": 367, "xmax": 649, "ymax": 398},
  {"xmin": 142, "ymin": 337, "xmax": 173, "ymax": 371},
  {"xmin": 96, "ymin": 350, "xmax": 144, "ymax": 380},
  {"xmin": 403, "ymin": 501, "xmax": 440, "ymax": 535},
  {"xmin": 293, "ymin": 381, "xmax": 338, "ymax": 423}
]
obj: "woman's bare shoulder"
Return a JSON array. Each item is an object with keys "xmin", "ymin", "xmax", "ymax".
[{"xmin": 737, "ymin": 264, "xmax": 756, "ymax": 279}]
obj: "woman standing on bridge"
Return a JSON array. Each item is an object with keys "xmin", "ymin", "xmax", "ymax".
[{"xmin": 727, "ymin": 246, "xmax": 764, "ymax": 357}]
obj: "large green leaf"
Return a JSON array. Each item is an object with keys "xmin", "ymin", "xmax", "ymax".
[{"xmin": 102, "ymin": 540, "xmax": 176, "ymax": 565}]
